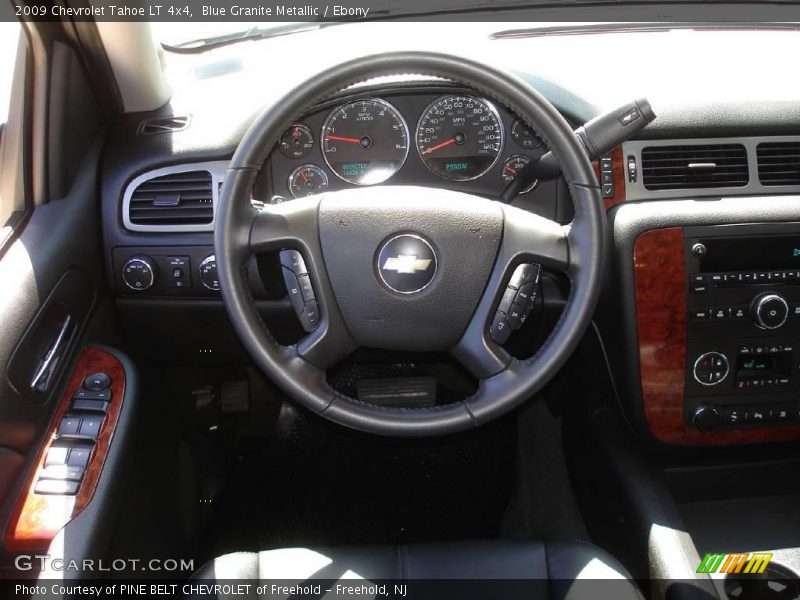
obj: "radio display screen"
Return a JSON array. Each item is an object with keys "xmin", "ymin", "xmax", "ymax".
[{"xmin": 698, "ymin": 235, "xmax": 800, "ymax": 272}]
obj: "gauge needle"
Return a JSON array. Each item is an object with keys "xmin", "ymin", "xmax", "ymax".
[
  {"xmin": 504, "ymin": 166, "xmax": 518, "ymax": 175},
  {"xmin": 326, "ymin": 135, "xmax": 362, "ymax": 144},
  {"xmin": 422, "ymin": 138, "xmax": 456, "ymax": 155},
  {"xmin": 299, "ymin": 170, "xmax": 309, "ymax": 183}
]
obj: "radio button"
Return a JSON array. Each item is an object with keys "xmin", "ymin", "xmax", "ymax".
[
  {"xmin": 690, "ymin": 274, "xmax": 707, "ymax": 283},
  {"xmin": 710, "ymin": 307, "xmax": 729, "ymax": 320},
  {"xmin": 691, "ymin": 309, "xmax": 710, "ymax": 321},
  {"xmin": 752, "ymin": 293, "xmax": 789, "ymax": 329},
  {"xmin": 690, "ymin": 283, "xmax": 709, "ymax": 294},
  {"xmin": 710, "ymin": 274, "xmax": 724, "ymax": 284}
]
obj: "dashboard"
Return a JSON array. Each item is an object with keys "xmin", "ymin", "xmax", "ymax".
[
  {"xmin": 266, "ymin": 86, "xmax": 551, "ymax": 203},
  {"xmin": 100, "ymin": 60, "xmax": 800, "ymax": 447}
]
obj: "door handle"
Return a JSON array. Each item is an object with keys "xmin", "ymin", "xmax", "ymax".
[{"xmin": 30, "ymin": 315, "xmax": 73, "ymax": 393}]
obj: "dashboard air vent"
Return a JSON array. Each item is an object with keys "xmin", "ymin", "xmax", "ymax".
[
  {"xmin": 128, "ymin": 170, "xmax": 213, "ymax": 226},
  {"xmin": 138, "ymin": 115, "xmax": 191, "ymax": 135},
  {"xmin": 641, "ymin": 144, "xmax": 749, "ymax": 191},
  {"xmin": 757, "ymin": 142, "xmax": 800, "ymax": 186}
]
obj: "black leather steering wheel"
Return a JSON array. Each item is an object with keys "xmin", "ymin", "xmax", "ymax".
[{"xmin": 216, "ymin": 51, "xmax": 604, "ymax": 437}]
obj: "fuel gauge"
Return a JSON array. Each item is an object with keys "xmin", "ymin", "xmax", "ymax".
[
  {"xmin": 501, "ymin": 155, "xmax": 538, "ymax": 193},
  {"xmin": 289, "ymin": 164, "xmax": 329, "ymax": 198}
]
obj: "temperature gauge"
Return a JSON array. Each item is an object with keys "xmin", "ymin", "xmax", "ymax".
[
  {"xmin": 279, "ymin": 124, "xmax": 314, "ymax": 159},
  {"xmin": 501, "ymin": 155, "xmax": 538, "ymax": 193},
  {"xmin": 289, "ymin": 164, "xmax": 329, "ymax": 198}
]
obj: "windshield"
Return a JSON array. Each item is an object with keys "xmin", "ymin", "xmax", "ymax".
[{"xmin": 154, "ymin": 22, "xmax": 312, "ymax": 49}]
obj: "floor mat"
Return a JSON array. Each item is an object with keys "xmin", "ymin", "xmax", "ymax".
[{"xmin": 200, "ymin": 408, "xmax": 516, "ymax": 560}]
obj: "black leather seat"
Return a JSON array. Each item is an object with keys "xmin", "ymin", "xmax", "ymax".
[{"xmin": 190, "ymin": 540, "xmax": 642, "ymax": 600}]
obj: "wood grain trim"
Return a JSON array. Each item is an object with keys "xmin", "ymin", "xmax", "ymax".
[
  {"xmin": 5, "ymin": 347, "xmax": 125, "ymax": 550},
  {"xmin": 634, "ymin": 229, "xmax": 800, "ymax": 445},
  {"xmin": 593, "ymin": 145, "xmax": 626, "ymax": 210}
]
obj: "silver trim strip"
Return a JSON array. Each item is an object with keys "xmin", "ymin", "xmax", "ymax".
[
  {"xmin": 30, "ymin": 315, "xmax": 73, "ymax": 393},
  {"xmin": 622, "ymin": 135, "xmax": 800, "ymax": 202},
  {"xmin": 121, "ymin": 160, "xmax": 229, "ymax": 233}
]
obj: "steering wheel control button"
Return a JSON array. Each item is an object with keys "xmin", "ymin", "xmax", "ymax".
[
  {"xmin": 492, "ymin": 263, "xmax": 542, "ymax": 341},
  {"xmin": 301, "ymin": 302, "xmax": 320, "ymax": 331},
  {"xmin": 280, "ymin": 249, "xmax": 308, "ymax": 275},
  {"xmin": 279, "ymin": 251, "xmax": 320, "ymax": 332},
  {"xmin": 752, "ymin": 293, "xmax": 789, "ymax": 330},
  {"xmin": 73, "ymin": 388, "xmax": 111, "ymax": 401},
  {"xmin": 377, "ymin": 234, "xmax": 438, "ymax": 294},
  {"xmin": 490, "ymin": 312, "xmax": 512, "ymax": 344},
  {"xmin": 509, "ymin": 263, "xmax": 541, "ymax": 289},
  {"xmin": 84, "ymin": 372, "xmax": 111, "ymax": 391},
  {"xmin": 297, "ymin": 274, "xmax": 315, "ymax": 302},
  {"xmin": 693, "ymin": 351, "xmax": 729, "ymax": 386}
]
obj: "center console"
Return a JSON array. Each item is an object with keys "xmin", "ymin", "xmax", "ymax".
[
  {"xmin": 684, "ymin": 226, "xmax": 800, "ymax": 433},
  {"xmin": 609, "ymin": 205, "xmax": 800, "ymax": 446}
]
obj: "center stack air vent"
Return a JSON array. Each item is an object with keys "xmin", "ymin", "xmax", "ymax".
[
  {"xmin": 757, "ymin": 142, "xmax": 800, "ymax": 186},
  {"xmin": 641, "ymin": 144, "xmax": 749, "ymax": 191},
  {"xmin": 127, "ymin": 170, "xmax": 213, "ymax": 227}
]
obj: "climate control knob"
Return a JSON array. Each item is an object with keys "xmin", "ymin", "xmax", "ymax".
[
  {"xmin": 693, "ymin": 351, "xmax": 729, "ymax": 386},
  {"xmin": 752, "ymin": 292, "xmax": 789, "ymax": 330},
  {"xmin": 691, "ymin": 405, "xmax": 719, "ymax": 432},
  {"xmin": 122, "ymin": 255, "xmax": 157, "ymax": 291}
]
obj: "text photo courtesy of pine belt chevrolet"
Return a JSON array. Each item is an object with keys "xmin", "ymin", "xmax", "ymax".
[{"xmin": 1, "ymin": 3, "xmax": 800, "ymax": 600}]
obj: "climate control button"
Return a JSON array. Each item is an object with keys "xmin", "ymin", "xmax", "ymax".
[{"xmin": 693, "ymin": 351, "xmax": 729, "ymax": 386}]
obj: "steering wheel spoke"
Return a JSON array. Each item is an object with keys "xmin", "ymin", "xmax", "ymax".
[
  {"xmin": 247, "ymin": 196, "xmax": 358, "ymax": 369},
  {"xmin": 452, "ymin": 206, "xmax": 569, "ymax": 379}
]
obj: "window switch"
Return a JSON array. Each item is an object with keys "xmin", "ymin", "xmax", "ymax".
[
  {"xmin": 77, "ymin": 415, "xmax": 104, "ymax": 440},
  {"xmin": 57, "ymin": 416, "xmax": 81, "ymax": 437},
  {"xmin": 71, "ymin": 399, "xmax": 109, "ymax": 413},
  {"xmin": 45, "ymin": 446, "xmax": 70, "ymax": 467},
  {"xmin": 34, "ymin": 478, "xmax": 79, "ymax": 496},
  {"xmin": 40, "ymin": 464, "xmax": 84, "ymax": 482},
  {"xmin": 67, "ymin": 446, "xmax": 92, "ymax": 469}
]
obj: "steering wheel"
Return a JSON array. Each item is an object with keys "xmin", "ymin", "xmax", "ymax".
[{"xmin": 216, "ymin": 51, "xmax": 604, "ymax": 437}]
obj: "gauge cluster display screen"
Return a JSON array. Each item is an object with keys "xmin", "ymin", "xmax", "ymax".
[{"xmin": 267, "ymin": 89, "xmax": 550, "ymax": 202}]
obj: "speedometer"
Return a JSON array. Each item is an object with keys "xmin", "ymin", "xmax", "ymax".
[
  {"xmin": 321, "ymin": 98, "xmax": 409, "ymax": 185},
  {"xmin": 416, "ymin": 95, "xmax": 504, "ymax": 181}
]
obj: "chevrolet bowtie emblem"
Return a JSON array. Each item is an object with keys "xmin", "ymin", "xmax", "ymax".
[{"xmin": 382, "ymin": 255, "xmax": 433, "ymax": 274}]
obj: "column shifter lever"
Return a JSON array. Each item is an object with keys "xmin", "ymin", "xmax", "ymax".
[{"xmin": 500, "ymin": 98, "xmax": 656, "ymax": 202}]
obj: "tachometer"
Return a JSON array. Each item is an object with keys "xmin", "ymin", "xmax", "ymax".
[
  {"xmin": 321, "ymin": 99, "xmax": 409, "ymax": 185},
  {"xmin": 416, "ymin": 95, "xmax": 504, "ymax": 181}
]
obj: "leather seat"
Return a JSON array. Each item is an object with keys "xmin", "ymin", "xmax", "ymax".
[{"xmin": 189, "ymin": 540, "xmax": 642, "ymax": 600}]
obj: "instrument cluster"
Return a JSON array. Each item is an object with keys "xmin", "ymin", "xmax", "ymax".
[{"xmin": 267, "ymin": 89, "xmax": 550, "ymax": 202}]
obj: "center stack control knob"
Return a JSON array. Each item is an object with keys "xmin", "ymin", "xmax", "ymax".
[
  {"xmin": 751, "ymin": 292, "xmax": 789, "ymax": 330},
  {"xmin": 122, "ymin": 255, "xmax": 157, "ymax": 291}
]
